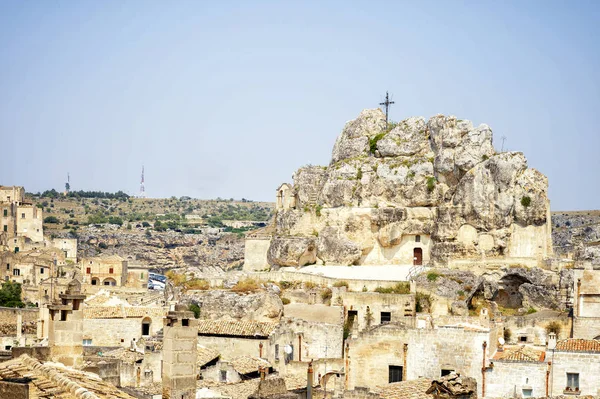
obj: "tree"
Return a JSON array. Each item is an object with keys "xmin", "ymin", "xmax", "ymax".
[
  {"xmin": 43, "ymin": 216, "xmax": 60, "ymax": 223},
  {"xmin": 0, "ymin": 281, "xmax": 25, "ymax": 308}
]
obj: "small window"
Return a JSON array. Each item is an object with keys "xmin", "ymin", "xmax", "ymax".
[
  {"xmin": 6, "ymin": 264, "xmax": 9, "ymax": 270},
  {"xmin": 520, "ymin": 336, "xmax": 527, "ymax": 342},
  {"xmin": 141, "ymin": 272, "xmax": 144, "ymax": 279},
  {"xmin": 416, "ymin": 235, "xmax": 421, "ymax": 242},
  {"xmin": 441, "ymin": 369, "xmax": 454, "ymax": 377},
  {"xmin": 381, "ymin": 312, "xmax": 392, "ymax": 324},
  {"xmin": 121, "ymin": 338, "xmax": 125, "ymax": 343},
  {"xmin": 86, "ymin": 267, "xmax": 91, "ymax": 274},
  {"xmin": 13, "ymin": 269, "xmax": 20, "ymax": 276},
  {"xmin": 109, "ymin": 268, "xmax": 114, "ymax": 274},
  {"xmin": 566, "ymin": 373, "xmax": 579, "ymax": 390},
  {"xmin": 40, "ymin": 268, "xmax": 44, "ymax": 274},
  {"xmin": 275, "ymin": 344, "xmax": 279, "ymax": 360},
  {"xmin": 522, "ymin": 389, "xmax": 533, "ymax": 397},
  {"xmin": 389, "ymin": 365, "xmax": 403, "ymax": 383},
  {"xmin": 182, "ymin": 319, "xmax": 189, "ymax": 327},
  {"xmin": 21, "ymin": 213, "xmax": 25, "ymax": 219},
  {"xmin": 3, "ymin": 225, "xmax": 6, "ymax": 232},
  {"xmin": 220, "ymin": 370, "xmax": 227, "ymax": 382},
  {"xmin": 3, "ymin": 209, "xmax": 7, "ymax": 217},
  {"xmin": 60, "ymin": 310, "xmax": 67, "ymax": 321},
  {"xmin": 83, "ymin": 339, "xmax": 93, "ymax": 346}
]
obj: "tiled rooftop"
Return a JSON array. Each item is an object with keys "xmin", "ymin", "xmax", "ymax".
[
  {"xmin": 231, "ymin": 356, "xmax": 271, "ymax": 375},
  {"xmin": 198, "ymin": 345, "xmax": 220, "ymax": 367},
  {"xmin": 492, "ymin": 345, "xmax": 546, "ymax": 362},
  {"xmin": 0, "ymin": 354, "xmax": 136, "ymax": 399},
  {"xmin": 197, "ymin": 320, "xmax": 277, "ymax": 338},
  {"xmin": 373, "ymin": 378, "xmax": 433, "ymax": 399},
  {"xmin": 555, "ymin": 339, "xmax": 600, "ymax": 353},
  {"xmin": 83, "ymin": 306, "xmax": 167, "ymax": 319}
]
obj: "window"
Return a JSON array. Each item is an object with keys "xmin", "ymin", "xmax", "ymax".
[
  {"xmin": 275, "ymin": 344, "xmax": 279, "ymax": 360},
  {"xmin": 13, "ymin": 269, "xmax": 20, "ymax": 276},
  {"xmin": 522, "ymin": 389, "xmax": 533, "ymax": 398},
  {"xmin": 109, "ymin": 268, "xmax": 114, "ymax": 274},
  {"xmin": 566, "ymin": 373, "xmax": 579, "ymax": 391},
  {"xmin": 381, "ymin": 312, "xmax": 391, "ymax": 324},
  {"xmin": 416, "ymin": 235, "xmax": 421, "ymax": 242},
  {"xmin": 21, "ymin": 213, "xmax": 25, "ymax": 219},
  {"xmin": 40, "ymin": 267, "xmax": 44, "ymax": 274},
  {"xmin": 182, "ymin": 319, "xmax": 189, "ymax": 327},
  {"xmin": 389, "ymin": 365, "xmax": 403, "ymax": 383},
  {"xmin": 60, "ymin": 310, "xmax": 67, "ymax": 321},
  {"xmin": 86, "ymin": 267, "xmax": 91, "ymax": 274},
  {"xmin": 441, "ymin": 369, "xmax": 454, "ymax": 377},
  {"xmin": 6, "ymin": 264, "xmax": 9, "ymax": 270},
  {"xmin": 520, "ymin": 336, "xmax": 527, "ymax": 342},
  {"xmin": 142, "ymin": 321, "xmax": 151, "ymax": 336},
  {"xmin": 83, "ymin": 339, "xmax": 93, "ymax": 346},
  {"xmin": 3, "ymin": 209, "xmax": 6, "ymax": 217},
  {"xmin": 220, "ymin": 370, "xmax": 227, "ymax": 382},
  {"xmin": 141, "ymin": 272, "xmax": 144, "ymax": 279},
  {"xmin": 3, "ymin": 225, "xmax": 6, "ymax": 232}
]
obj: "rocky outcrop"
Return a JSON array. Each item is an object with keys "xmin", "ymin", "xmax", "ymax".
[
  {"xmin": 61, "ymin": 226, "xmax": 245, "ymax": 273},
  {"xmin": 182, "ymin": 290, "xmax": 283, "ymax": 322},
  {"xmin": 264, "ymin": 109, "xmax": 552, "ymax": 267}
]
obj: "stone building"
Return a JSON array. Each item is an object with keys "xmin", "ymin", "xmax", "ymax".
[
  {"xmin": 203, "ymin": 356, "xmax": 272, "ymax": 383},
  {"xmin": 549, "ymin": 338, "xmax": 600, "ymax": 396},
  {"xmin": 80, "ymin": 254, "xmax": 128, "ymax": 287},
  {"xmin": 0, "ymin": 186, "xmax": 43, "ymax": 249},
  {"xmin": 82, "ymin": 305, "xmax": 167, "ymax": 347},
  {"xmin": 572, "ymin": 269, "xmax": 600, "ymax": 339},
  {"xmin": 197, "ymin": 319, "xmax": 277, "ymax": 360}
]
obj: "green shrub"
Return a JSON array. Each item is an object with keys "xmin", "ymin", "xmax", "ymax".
[
  {"xmin": 415, "ymin": 291, "xmax": 433, "ymax": 313},
  {"xmin": 426, "ymin": 176, "xmax": 437, "ymax": 192},
  {"xmin": 356, "ymin": 169, "xmax": 363, "ymax": 180},
  {"xmin": 231, "ymin": 278, "xmax": 260, "ymax": 293},
  {"xmin": 521, "ymin": 196, "xmax": 531, "ymax": 207},
  {"xmin": 427, "ymin": 272, "xmax": 440, "ymax": 282},
  {"xmin": 315, "ymin": 205, "xmax": 322, "ymax": 217},
  {"xmin": 504, "ymin": 328, "xmax": 512, "ymax": 342},
  {"xmin": 369, "ymin": 133, "xmax": 386, "ymax": 154},
  {"xmin": 281, "ymin": 297, "xmax": 291, "ymax": 305},
  {"xmin": 43, "ymin": 216, "xmax": 60, "ymax": 223},
  {"xmin": 482, "ymin": 154, "xmax": 489, "ymax": 161},
  {"xmin": 321, "ymin": 288, "xmax": 332, "ymax": 302},
  {"xmin": 374, "ymin": 282, "xmax": 410, "ymax": 294},
  {"xmin": 333, "ymin": 281, "xmax": 349, "ymax": 288},
  {"xmin": 546, "ymin": 321, "xmax": 562, "ymax": 335},
  {"xmin": 188, "ymin": 303, "xmax": 201, "ymax": 318},
  {"xmin": 526, "ymin": 307, "xmax": 537, "ymax": 314}
]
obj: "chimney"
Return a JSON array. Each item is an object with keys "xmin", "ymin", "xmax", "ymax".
[
  {"xmin": 162, "ymin": 305, "xmax": 198, "ymax": 399},
  {"xmin": 259, "ymin": 366, "xmax": 266, "ymax": 381},
  {"xmin": 307, "ymin": 360, "xmax": 314, "ymax": 399},
  {"xmin": 548, "ymin": 332, "xmax": 557, "ymax": 350}
]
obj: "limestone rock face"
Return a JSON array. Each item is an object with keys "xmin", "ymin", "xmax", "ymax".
[
  {"xmin": 265, "ymin": 109, "xmax": 552, "ymax": 267},
  {"xmin": 182, "ymin": 290, "xmax": 283, "ymax": 322}
]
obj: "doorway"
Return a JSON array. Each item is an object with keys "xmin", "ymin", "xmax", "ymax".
[{"xmin": 413, "ymin": 248, "xmax": 423, "ymax": 266}]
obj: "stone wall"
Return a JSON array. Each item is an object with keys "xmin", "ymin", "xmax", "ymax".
[
  {"xmin": 485, "ymin": 360, "xmax": 548, "ymax": 398},
  {"xmin": 338, "ymin": 290, "xmax": 415, "ymax": 333},
  {"xmin": 0, "ymin": 380, "xmax": 29, "ymax": 399},
  {"xmin": 0, "ymin": 307, "xmax": 38, "ymax": 337},
  {"xmin": 504, "ymin": 314, "xmax": 571, "ymax": 344},
  {"xmin": 551, "ymin": 351, "xmax": 600, "ymax": 396},
  {"xmin": 196, "ymin": 336, "xmax": 266, "ymax": 360},
  {"xmin": 243, "ymin": 238, "xmax": 272, "ymax": 272},
  {"xmin": 83, "ymin": 315, "xmax": 163, "ymax": 347},
  {"xmin": 573, "ymin": 317, "xmax": 600, "ymax": 340},
  {"xmin": 254, "ymin": 271, "xmax": 410, "ymax": 292}
]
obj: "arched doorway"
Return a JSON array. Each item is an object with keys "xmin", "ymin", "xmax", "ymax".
[
  {"xmin": 141, "ymin": 317, "xmax": 152, "ymax": 336},
  {"xmin": 103, "ymin": 278, "xmax": 117, "ymax": 286},
  {"xmin": 91, "ymin": 277, "xmax": 100, "ymax": 286},
  {"xmin": 413, "ymin": 248, "xmax": 423, "ymax": 266}
]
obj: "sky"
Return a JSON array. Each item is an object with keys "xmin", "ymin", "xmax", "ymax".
[{"xmin": 1, "ymin": 1, "xmax": 598, "ymax": 210}]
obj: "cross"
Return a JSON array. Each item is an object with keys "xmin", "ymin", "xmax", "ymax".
[
  {"xmin": 501, "ymin": 136, "xmax": 507, "ymax": 152},
  {"xmin": 379, "ymin": 91, "xmax": 395, "ymax": 129}
]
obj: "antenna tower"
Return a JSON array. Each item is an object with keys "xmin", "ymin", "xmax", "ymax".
[
  {"xmin": 379, "ymin": 91, "xmax": 395, "ymax": 130},
  {"xmin": 140, "ymin": 166, "xmax": 146, "ymax": 198}
]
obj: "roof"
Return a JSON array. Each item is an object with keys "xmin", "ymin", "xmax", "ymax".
[
  {"xmin": 555, "ymin": 339, "xmax": 600, "ymax": 353},
  {"xmin": 492, "ymin": 345, "xmax": 546, "ymax": 362},
  {"xmin": 100, "ymin": 347, "xmax": 144, "ymax": 363},
  {"xmin": 197, "ymin": 320, "xmax": 277, "ymax": 338},
  {"xmin": 231, "ymin": 356, "xmax": 271, "ymax": 375},
  {"xmin": 0, "ymin": 354, "xmax": 136, "ymax": 399},
  {"xmin": 580, "ymin": 271, "xmax": 600, "ymax": 295},
  {"xmin": 373, "ymin": 378, "xmax": 433, "ymax": 399},
  {"xmin": 426, "ymin": 373, "xmax": 476, "ymax": 397},
  {"xmin": 84, "ymin": 306, "xmax": 167, "ymax": 319},
  {"xmin": 198, "ymin": 345, "xmax": 220, "ymax": 367}
]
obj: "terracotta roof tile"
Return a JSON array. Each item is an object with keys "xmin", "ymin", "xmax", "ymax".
[
  {"xmin": 492, "ymin": 345, "xmax": 546, "ymax": 362},
  {"xmin": 197, "ymin": 320, "xmax": 277, "ymax": 338},
  {"xmin": 231, "ymin": 356, "xmax": 271, "ymax": 375},
  {"xmin": 0, "ymin": 354, "xmax": 136, "ymax": 399},
  {"xmin": 198, "ymin": 345, "xmax": 220, "ymax": 367},
  {"xmin": 373, "ymin": 378, "xmax": 433, "ymax": 399},
  {"xmin": 555, "ymin": 339, "xmax": 600, "ymax": 353},
  {"xmin": 84, "ymin": 306, "xmax": 167, "ymax": 319}
]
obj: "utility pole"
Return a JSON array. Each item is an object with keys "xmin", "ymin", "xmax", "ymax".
[{"xmin": 379, "ymin": 91, "xmax": 395, "ymax": 130}]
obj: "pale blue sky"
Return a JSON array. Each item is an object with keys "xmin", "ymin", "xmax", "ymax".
[{"xmin": 1, "ymin": 1, "xmax": 598, "ymax": 210}]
